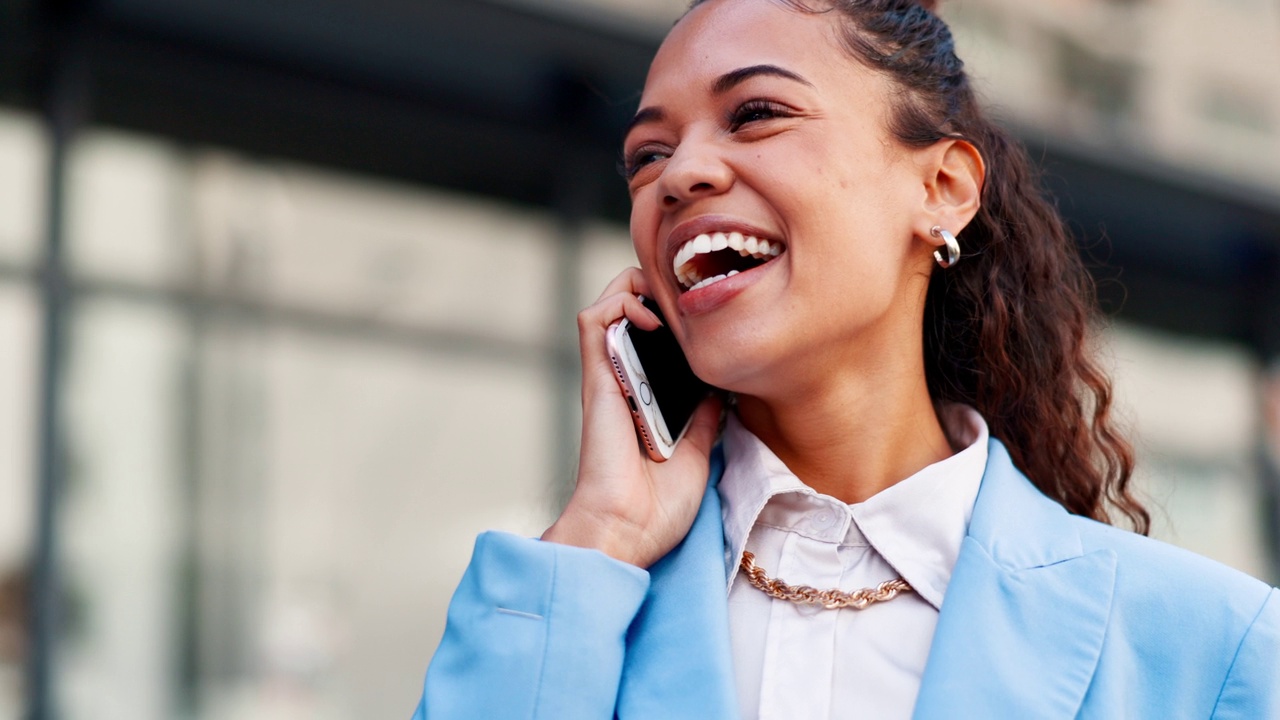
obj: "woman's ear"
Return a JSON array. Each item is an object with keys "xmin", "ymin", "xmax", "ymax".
[{"xmin": 917, "ymin": 138, "xmax": 984, "ymax": 239}]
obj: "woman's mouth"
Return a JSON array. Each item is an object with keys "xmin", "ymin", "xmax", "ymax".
[{"xmin": 672, "ymin": 231, "xmax": 786, "ymax": 292}]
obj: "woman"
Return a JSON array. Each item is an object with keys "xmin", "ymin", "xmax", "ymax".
[{"xmin": 416, "ymin": 0, "xmax": 1279, "ymax": 717}]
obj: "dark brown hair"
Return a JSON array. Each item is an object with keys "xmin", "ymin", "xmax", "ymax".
[{"xmin": 688, "ymin": 0, "xmax": 1150, "ymax": 534}]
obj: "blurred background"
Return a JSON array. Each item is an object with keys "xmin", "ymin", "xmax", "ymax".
[{"xmin": 0, "ymin": 0, "xmax": 1278, "ymax": 717}]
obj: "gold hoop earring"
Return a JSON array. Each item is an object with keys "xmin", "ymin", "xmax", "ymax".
[{"xmin": 930, "ymin": 226, "xmax": 961, "ymax": 268}]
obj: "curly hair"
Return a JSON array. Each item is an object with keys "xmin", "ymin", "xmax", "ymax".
[{"xmin": 687, "ymin": 0, "xmax": 1150, "ymax": 534}]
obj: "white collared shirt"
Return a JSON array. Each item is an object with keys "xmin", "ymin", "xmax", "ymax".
[{"xmin": 718, "ymin": 405, "xmax": 989, "ymax": 720}]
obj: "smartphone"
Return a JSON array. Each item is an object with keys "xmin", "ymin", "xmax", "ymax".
[{"xmin": 605, "ymin": 296, "xmax": 712, "ymax": 461}]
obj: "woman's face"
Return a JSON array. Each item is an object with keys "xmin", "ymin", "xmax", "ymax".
[{"xmin": 624, "ymin": 0, "xmax": 938, "ymax": 397}]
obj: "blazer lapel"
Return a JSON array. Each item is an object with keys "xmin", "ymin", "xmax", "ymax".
[
  {"xmin": 615, "ymin": 448, "xmax": 740, "ymax": 719},
  {"xmin": 913, "ymin": 440, "xmax": 1117, "ymax": 720}
]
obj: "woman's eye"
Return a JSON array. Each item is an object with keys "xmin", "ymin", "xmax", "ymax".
[
  {"xmin": 623, "ymin": 147, "xmax": 669, "ymax": 179},
  {"xmin": 729, "ymin": 100, "xmax": 790, "ymax": 130}
]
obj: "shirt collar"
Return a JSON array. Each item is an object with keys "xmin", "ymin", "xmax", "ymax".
[{"xmin": 717, "ymin": 405, "xmax": 989, "ymax": 609}]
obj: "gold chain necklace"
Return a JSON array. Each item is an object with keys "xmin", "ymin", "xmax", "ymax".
[{"xmin": 739, "ymin": 551, "xmax": 914, "ymax": 611}]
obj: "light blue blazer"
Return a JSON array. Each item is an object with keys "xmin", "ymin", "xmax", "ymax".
[{"xmin": 416, "ymin": 439, "xmax": 1280, "ymax": 719}]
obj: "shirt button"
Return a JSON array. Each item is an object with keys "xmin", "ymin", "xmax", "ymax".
[{"xmin": 814, "ymin": 511, "xmax": 834, "ymax": 528}]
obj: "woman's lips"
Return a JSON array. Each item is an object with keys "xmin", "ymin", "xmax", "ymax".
[{"xmin": 675, "ymin": 248, "xmax": 783, "ymax": 316}]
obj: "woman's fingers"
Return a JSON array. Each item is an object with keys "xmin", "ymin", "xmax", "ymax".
[
  {"xmin": 586, "ymin": 267, "xmax": 661, "ymax": 330},
  {"xmin": 577, "ymin": 269, "xmax": 664, "ymax": 406},
  {"xmin": 579, "ymin": 268, "xmax": 659, "ymax": 342},
  {"xmin": 547, "ymin": 267, "xmax": 715, "ymax": 568},
  {"xmin": 576, "ymin": 293, "xmax": 660, "ymax": 350},
  {"xmin": 592, "ymin": 266, "xmax": 650, "ymax": 304}
]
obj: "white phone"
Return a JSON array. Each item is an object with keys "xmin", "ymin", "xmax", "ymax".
[{"xmin": 605, "ymin": 296, "xmax": 713, "ymax": 461}]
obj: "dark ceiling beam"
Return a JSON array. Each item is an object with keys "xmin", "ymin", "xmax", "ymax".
[{"xmin": 1029, "ymin": 133, "xmax": 1280, "ymax": 354}]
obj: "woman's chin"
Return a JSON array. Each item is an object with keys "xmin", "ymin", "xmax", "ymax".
[{"xmin": 688, "ymin": 350, "xmax": 780, "ymax": 399}]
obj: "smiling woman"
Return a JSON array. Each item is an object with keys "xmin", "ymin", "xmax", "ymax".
[{"xmin": 414, "ymin": 1, "xmax": 1279, "ymax": 718}]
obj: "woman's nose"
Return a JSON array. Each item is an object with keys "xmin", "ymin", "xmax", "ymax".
[{"xmin": 657, "ymin": 142, "xmax": 734, "ymax": 208}]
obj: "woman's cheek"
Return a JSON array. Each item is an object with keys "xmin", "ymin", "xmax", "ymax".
[
  {"xmin": 629, "ymin": 222, "xmax": 660, "ymax": 274},
  {"xmin": 637, "ymin": 236, "xmax": 669, "ymax": 290}
]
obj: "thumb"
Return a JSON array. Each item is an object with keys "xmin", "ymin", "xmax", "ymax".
[{"xmin": 675, "ymin": 393, "xmax": 725, "ymax": 461}]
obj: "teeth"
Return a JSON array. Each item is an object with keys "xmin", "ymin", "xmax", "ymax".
[
  {"xmin": 674, "ymin": 244, "xmax": 694, "ymax": 270},
  {"xmin": 672, "ymin": 230, "xmax": 785, "ymax": 289},
  {"xmin": 688, "ymin": 271, "xmax": 739, "ymax": 292}
]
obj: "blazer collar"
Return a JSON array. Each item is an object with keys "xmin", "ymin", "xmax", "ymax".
[
  {"xmin": 967, "ymin": 438, "xmax": 1085, "ymax": 570},
  {"xmin": 614, "ymin": 447, "xmax": 740, "ymax": 719},
  {"xmin": 616, "ymin": 441, "xmax": 1118, "ymax": 719},
  {"xmin": 913, "ymin": 439, "xmax": 1118, "ymax": 719}
]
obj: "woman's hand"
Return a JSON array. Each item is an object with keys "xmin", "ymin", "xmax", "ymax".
[{"xmin": 541, "ymin": 268, "xmax": 723, "ymax": 569}]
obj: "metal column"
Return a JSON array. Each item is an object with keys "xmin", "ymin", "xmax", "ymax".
[
  {"xmin": 1262, "ymin": 363, "xmax": 1280, "ymax": 585},
  {"xmin": 549, "ymin": 71, "xmax": 609, "ymax": 511},
  {"xmin": 28, "ymin": 11, "xmax": 88, "ymax": 720}
]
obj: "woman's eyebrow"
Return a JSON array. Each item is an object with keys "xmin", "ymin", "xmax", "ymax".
[
  {"xmin": 713, "ymin": 64, "xmax": 813, "ymax": 94},
  {"xmin": 625, "ymin": 107, "xmax": 665, "ymax": 139}
]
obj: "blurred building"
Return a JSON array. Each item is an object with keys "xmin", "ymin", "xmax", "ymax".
[
  {"xmin": 947, "ymin": 0, "xmax": 1280, "ymax": 190},
  {"xmin": 0, "ymin": 1, "xmax": 1277, "ymax": 719}
]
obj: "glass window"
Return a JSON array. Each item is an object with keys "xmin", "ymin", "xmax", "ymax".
[
  {"xmin": 60, "ymin": 300, "xmax": 188, "ymax": 720},
  {"xmin": 945, "ymin": 0, "xmax": 1280, "ymax": 193},
  {"xmin": 190, "ymin": 156, "xmax": 560, "ymax": 345},
  {"xmin": 1053, "ymin": 36, "xmax": 1139, "ymax": 132},
  {"xmin": 66, "ymin": 132, "xmax": 192, "ymax": 286},
  {"xmin": 56, "ymin": 132, "xmax": 566, "ymax": 719},
  {"xmin": 0, "ymin": 110, "xmax": 46, "ymax": 268},
  {"xmin": 189, "ymin": 325, "xmax": 553, "ymax": 719}
]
